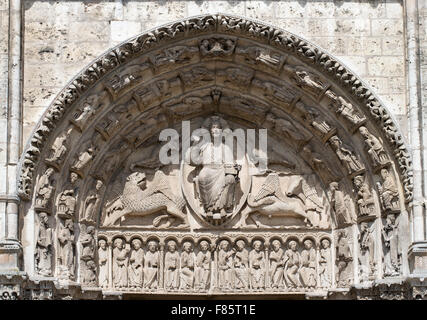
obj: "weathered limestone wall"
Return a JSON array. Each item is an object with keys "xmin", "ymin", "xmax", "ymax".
[
  {"xmin": 22, "ymin": 0, "xmax": 407, "ymax": 145},
  {"xmin": 0, "ymin": 0, "xmax": 9, "ymax": 239}
]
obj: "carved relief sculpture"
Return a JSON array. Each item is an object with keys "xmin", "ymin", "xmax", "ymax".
[
  {"xmin": 329, "ymin": 136, "xmax": 364, "ymax": 175},
  {"xmin": 71, "ymin": 144, "xmax": 97, "ymax": 176},
  {"xmin": 299, "ymin": 239, "xmax": 317, "ymax": 289},
  {"xmin": 144, "ymin": 241, "xmax": 159, "ymax": 289},
  {"xmin": 218, "ymin": 240, "xmax": 233, "ymax": 290},
  {"xmin": 358, "ymin": 222, "xmax": 376, "ymax": 281},
  {"xmin": 264, "ymin": 112, "xmax": 312, "ymax": 149},
  {"xmin": 287, "ymin": 175, "xmax": 327, "ymax": 228},
  {"xmin": 377, "ymin": 168, "xmax": 400, "ymax": 212},
  {"xmin": 329, "ymin": 182, "xmax": 353, "ymax": 227},
  {"xmin": 82, "ymin": 179, "xmax": 103, "ymax": 223},
  {"xmin": 249, "ymin": 240, "xmax": 265, "ymax": 290},
  {"xmin": 329, "ymin": 94, "xmax": 366, "ymax": 127},
  {"xmin": 45, "ymin": 132, "xmax": 69, "ymax": 169},
  {"xmin": 180, "ymin": 241, "xmax": 195, "ymax": 290},
  {"xmin": 35, "ymin": 168, "xmax": 55, "ymax": 212},
  {"xmin": 236, "ymin": 46, "xmax": 285, "ymax": 70},
  {"xmin": 189, "ymin": 116, "xmax": 239, "ymax": 222},
  {"xmin": 57, "ymin": 219, "xmax": 75, "ymax": 280},
  {"xmin": 57, "ymin": 172, "xmax": 78, "ymax": 219},
  {"xmin": 359, "ymin": 126, "xmax": 389, "ymax": 168},
  {"xmin": 80, "ymin": 225, "xmax": 96, "ymax": 286},
  {"xmin": 283, "ymin": 240, "xmax": 300, "ymax": 289},
  {"xmin": 35, "ymin": 212, "xmax": 53, "ymax": 276},
  {"xmin": 70, "ymin": 92, "xmax": 108, "ymax": 131},
  {"xmin": 299, "ymin": 105, "xmax": 336, "ymax": 142},
  {"xmin": 103, "ymin": 171, "xmax": 188, "ymax": 227},
  {"xmin": 353, "ymin": 175, "xmax": 375, "ymax": 218},
  {"xmin": 301, "ymin": 146, "xmax": 338, "ymax": 184},
  {"xmin": 335, "ymin": 230, "xmax": 353, "ymax": 287},
  {"xmin": 98, "ymin": 239, "xmax": 109, "ymax": 288},
  {"xmin": 285, "ymin": 65, "xmax": 328, "ymax": 99},
  {"xmin": 382, "ymin": 213, "xmax": 401, "ymax": 276},
  {"xmin": 233, "ymin": 240, "xmax": 249, "ymax": 290},
  {"xmin": 269, "ymin": 240, "xmax": 284, "ymax": 289},
  {"xmin": 237, "ymin": 173, "xmax": 312, "ymax": 228},
  {"xmin": 128, "ymin": 239, "xmax": 144, "ymax": 289},
  {"xmin": 113, "ymin": 238, "xmax": 128, "ymax": 289},
  {"xmin": 319, "ymin": 239, "xmax": 332, "ymax": 288},
  {"xmin": 164, "ymin": 240, "xmax": 179, "ymax": 290},
  {"xmin": 195, "ymin": 241, "xmax": 211, "ymax": 291},
  {"xmin": 199, "ymin": 37, "xmax": 236, "ymax": 57}
]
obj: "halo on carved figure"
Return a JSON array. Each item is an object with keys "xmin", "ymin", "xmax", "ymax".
[
  {"xmin": 180, "ymin": 115, "xmax": 251, "ymax": 227},
  {"xmin": 17, "ymin": 14, "xmax": 413, "ymax": 294},
  {"xmin": 18, "ymin": 13, "xmax": 412, "ymax": 206}
]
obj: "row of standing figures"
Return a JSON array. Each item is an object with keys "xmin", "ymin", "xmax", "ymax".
[{"xmin": 101, "ymin": 237, "xmax": 334, "ymax": 291}]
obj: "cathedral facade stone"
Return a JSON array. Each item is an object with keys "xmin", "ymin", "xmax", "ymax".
[{"xmin": 0, "ymin": 0, "xmax": 426, "ymax": 300}]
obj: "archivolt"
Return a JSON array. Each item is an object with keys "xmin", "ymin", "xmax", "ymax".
[{"xmin": 18, "ymin": 13, "xmax": 412, "ymax": 205}]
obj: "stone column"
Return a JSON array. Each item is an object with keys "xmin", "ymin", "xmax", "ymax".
[
  {"xmin": 0, "ymin": 0, "xmax": 22, "ymax": 273},
  {"xmin": 406, "ymin": 0, "xmax": 427, "ymax": 276}
]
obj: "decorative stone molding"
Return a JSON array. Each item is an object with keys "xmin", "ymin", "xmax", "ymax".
[{"xmin": 17, "ymin": 13, "xmax": 412, "ymax": 204}]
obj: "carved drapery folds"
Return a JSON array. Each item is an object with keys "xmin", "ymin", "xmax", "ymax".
[
  {"xmin": 94, "ymin": 233, "xmax": 338, "ymax": 293},
  {"xmin": 19, "ymin": 14, "xmax": 410, "ymax": 295}
]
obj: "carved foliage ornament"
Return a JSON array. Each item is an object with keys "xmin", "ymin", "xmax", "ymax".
[{"xmin": 18, "ymin": 14, "xmax": 412, "ymax": 206}]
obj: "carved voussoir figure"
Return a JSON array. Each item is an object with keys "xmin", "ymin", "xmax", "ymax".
[
  {"xmin": 71, "ymin": 143, "xmax": 97, "ymax": 177},
  {"xmin": 45, "ymin": 131, "xmax": 69, "ymax": 169},
  {"xmin": 57, "ymin": 172, "xmax": 79, "ymax": 219},
  {"xmin": 328, "ymin": 94, "xmax": 366, "ymax": 128},
  {"xmin": 329, "ymin": 182, "xmax": 353, "ymax": 227},
  {"xmin": 71, "ymin": 91, "xmax": 108, "ymax": 131},
  {"xmin": 359, "ymin": 126, "xmax": 389, "ymax": 168},
  {"xmin": 329, "ymin": 136, "xmax": 364, "ymax": 176},
  {"xmin": 236, "ymin": 46, "xmax": 285, "ymax": 71},
  {"xmin": 113, "ymin": 238, "xmax": 129, "ymax": 289},
  {"xmin": 285, "ymin": 65, "xmax": 329, "ymax": 99},
  {"xmin": 264, "ymin": 112, "xmax": 312, "ymax": 149},
  {"xmin": 377, "ymin": 168, "xmax": 400, "ymax": 212},
  {"xmin": 103, "ymin": 171, "xmax": 188, "ymax": 227},
  {"xmin": 301, "ymin": 146, "xmax": 339, "ymax": 184},
  {"xmin": 57, "ymin": 219, "xmax": 76, "ymax": 280},
  {"xmin": 353, "ymin": 175, "xmax": 375, "ymax": 218},
  {"xmin": 300, "ymin": 105, "xmax": 336, "ymax": 143},
  {"xmin": 82, "ymin": 180, "xmax": 103, "ymax": 223},
  {"xmin": 35, "ymin": 212, "xmax": 53, "ymax": 276},
  {"xmin": 35, "ymin": 168, "xmax": 55, "ymax": 213}
]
